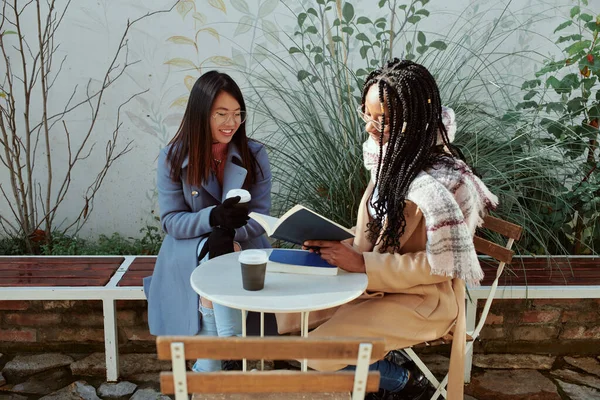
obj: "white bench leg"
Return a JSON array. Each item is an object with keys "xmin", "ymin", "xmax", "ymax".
[
  {"xmin": 464, "ymin": 298, "xmax": 477, "ymax": 384},
  {"xmin": 103, "ymin": 299, "xmax": 120, "ymax": 381}
]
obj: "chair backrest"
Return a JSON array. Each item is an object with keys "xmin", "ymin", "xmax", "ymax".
[
  {"xmin": 157, "ymin": 336, "xmax": 386, "ymax": 400},
  {"xmin": 471, "ymin": 215, "xmax": 523, "ymax": 338}
]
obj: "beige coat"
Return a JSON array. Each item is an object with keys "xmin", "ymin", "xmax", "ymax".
[{"xmin": 276, "ymin": 182, "xmax": 466, "ymax": 399}]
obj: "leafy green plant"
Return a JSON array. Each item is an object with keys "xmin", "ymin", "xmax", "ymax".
[
  {"xmin": 247, "ymin": 0, "xmax": 445, "ymax": 229},
  {"xmin": 246, "ymin": 0, "xmax": 582, "ymax": 256},
  {"xmin": 515, "ymin": 0, "xmax": 600, "ymax": 253},
  {"xmin": 0, "ymin": 224, "xmax": 163, "ymax": 255}
]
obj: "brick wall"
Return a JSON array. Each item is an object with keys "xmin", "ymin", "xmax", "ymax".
[
  {"xmin": 0, "ymin": 299, "xmax": 153, "ymax": 353},
  {"xmin": 1, "ymin": 298, "xmax": 599, "ymax": 355},
  {"xmin": 475, "ymin": 298, "xmax": 600, "ymax": 355}
]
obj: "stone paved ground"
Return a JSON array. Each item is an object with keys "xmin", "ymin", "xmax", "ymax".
[{"xmin": 1, "ymin": 351, "xmax": 599, "ymax": 399}]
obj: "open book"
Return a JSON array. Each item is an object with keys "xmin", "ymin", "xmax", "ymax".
[
  {"xmin": 267, "ymin": 249, "xmax": 338, "ymax": 276},
  {"xmin": 250, "ymin": 205, "xmax": 354, "ymax": 246}
]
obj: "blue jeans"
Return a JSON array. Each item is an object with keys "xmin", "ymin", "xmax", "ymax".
[
  {"xmin": 192, "ymin": 304, "xmax": 243, "ymax": 372},
  {"xmin": 342, "ymin": 359, "xmax": 409, "ymax": 392},
  {"xmin": 192, "ymin": 237, "xmax": 243, "ymax": 372}
]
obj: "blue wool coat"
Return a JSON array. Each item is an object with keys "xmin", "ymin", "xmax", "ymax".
[{"xmin": 144, "ymin": 140, "xmax": 271, "ymax": 336}]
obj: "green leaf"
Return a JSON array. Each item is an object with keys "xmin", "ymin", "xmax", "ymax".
[
  {"xmin": 231, "ymin": 0, "xmax": 250, "ymax": 14},
  {"xmin": 405, "ymin": 53, "xmax": 415, "ymax": 60},
  {"xmin": 356, "ymin": 68, "xmax": 369, "ymax": 76},
  {"xmin": 297, "ymin": 70, "xmax": 310, "ymax": 81},
  {"xmin": 378, "ymin": 0, "xmax": 386, "ymax": 7},
  {"xmin": 546, "ymin": 102, "xmax": 566, "ymax": 113},
  {"xmin": 307, "ymin": 8, "xmax": 318, "ymax": 17},
  {"xmin": 258, "ymin": 0, "xmax": 278, "ymax": 18},
  {"xmin": 582, "ymin": 77, "xmax": 597, "ymax": 92},
  {"xmin": 554, "ymin": 20, "xmax": 573, "ymax": 33},
  {"xmin": 570, "ymin": 6, "xmax": 580, "ymax": 18},
  {"xmin": 521, "ymin": 79, "xmax": 541, "ymax": 90},
  {"xmin": 2, "ymin": 30, "xmax": 17, "ymax": 36},
  {"xmin": 297, "ymin": 13, "xmax": 307, "ymax": 27},
  {"xmin": 523, "ymin": 90, "xmax": 538, "ymax": 100},
  {"xmin": 342, "ymin": 3, "xmax": 354, "ymax": 22},
  {"xmin": 516, "ymin": 101, "xmax": 538, "ymax": 110},
  {"xmin": 415, "ymin": 9, "xmax": 430, "ymax": 16},
  {"xmin": 565, "ymin": 40, "xmax": 591, "ymax": 56},
  {"xmin": 356, "ymin": 33, "xmax": 370, "ymax": 42},
  {"xmin": 314, "ymin": 54, "xmax": 324, "ymax": 64},
  {"xmin": 556, "ymin": 34, "xmax": 583, "ymax": 44},
  {"xmin": 429, "ymin": 40, "xmax": 447, "ymax": 50},
  {"xmin": 407, "ymin": 15, "xmax": 421, "ymax": 24},
  {"xmin": 341, "ymin": 26, "xmax": 354, "ymax": 35},
  {"xmin": 566, "ymin": 97, "xmax": 586, "ymax": 114},
  {"xmin": 535, "ymin": 61, "xmax": 564, "ymax": 77},
  {"xmin": 416, "ymin": 45, "xmax": 428, "ymax": 54},
  {"xmin": 589, "ymin": 104, "xmax": 600, "ymax": 119},
  {"xmin": 417, "ymin": 31, "xmax": 426, "ymax": 45},
  {"xmin": 357, "ymin": 17, "xmax": 372, "ymax": 24},
  {"xmin": 234, "ymin": 15, "xmax": 253, "ymax": 36},
  {"xmin": 360, "ymin": 45, "xmax": 369, "ymax": 59},
  {"xmin": 420, "ymin": 0, "xmax": 430, "ymax": 5},
  {"xmin": 579, "ymin": 13, "xmax": 593, "ymax": 23},
  {"xmin": 305, "ymin": 26, "xmax": 318, "ymax": 34},
  {"xmin": 289, "ymin": 46, "xmax": 302, "ymax": 54}
]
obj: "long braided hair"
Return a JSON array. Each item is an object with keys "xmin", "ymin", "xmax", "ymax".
[{"xmin": 360, "ymin": 58, "xmax": 466, "ymax": 252}]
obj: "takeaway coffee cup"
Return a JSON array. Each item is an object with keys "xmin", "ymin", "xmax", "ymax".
[
  {"xmin": 239, "ymin": 249, "xmax": 268, "ymax": 291},
  {"xmin": 226, "ymin": 189, "xmax": 251, "ymax": 204}
]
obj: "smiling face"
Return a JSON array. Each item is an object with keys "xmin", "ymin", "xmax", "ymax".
[
  {"xmin": 363, "ymin": 84, "xmax": 391, "ymax": 145},
  {"xmin": 210, "ymin": 90, "xmax": 241, "ymax": 144}
]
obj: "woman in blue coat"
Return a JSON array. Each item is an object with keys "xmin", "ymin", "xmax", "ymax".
[{"xmin": 144, "ymin": 71, "xmax": 271, "ymax": 370}]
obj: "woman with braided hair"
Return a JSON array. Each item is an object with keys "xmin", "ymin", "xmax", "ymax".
[{"xmin": 277, "ymin": 59, "xmax": 497, "ymax": 400}]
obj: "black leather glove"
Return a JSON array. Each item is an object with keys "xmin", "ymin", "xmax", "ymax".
[
  {"xmin": 209, "ymin": 196, "xmax": 249, "ymax": 229},
  {"xmin": 198, "ymin": 226, "xmax": 236, "ymax": 260}
]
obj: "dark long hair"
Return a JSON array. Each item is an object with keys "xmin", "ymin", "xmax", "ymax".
[
  {"xmin": 167, "ymin": 71, "xmax": 259, "ymax": 188},
  {"xmin": 360, "ymin": 58, "xmax": 466, "ymax": 252}
]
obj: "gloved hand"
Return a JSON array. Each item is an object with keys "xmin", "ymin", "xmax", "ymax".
[
  {"xmin": 198, "ymin": 226, "xmax": 236, "ymax": 260},
  {"xmin": 209, "ymin": 196, "xmax": 249, "ymax": 229}
]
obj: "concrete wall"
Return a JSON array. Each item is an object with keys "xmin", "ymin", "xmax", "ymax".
[{"xmin": 0, "ymin": 0, "xmax": 575, "ymax": 239}]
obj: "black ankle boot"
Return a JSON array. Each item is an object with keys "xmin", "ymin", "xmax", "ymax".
[
  {"xmin": 386, "ymin": 361, "xmax": 438, "ymax": 400},
  {"xmin": 221, "ymin": 359, "xmax": 243, "ymax": 371}
]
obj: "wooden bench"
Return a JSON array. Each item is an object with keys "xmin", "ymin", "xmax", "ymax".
[
  {"xmin": 157, "ymin": 336, "xmax": 386, "ymax": 400},
  {"xmin": 1, "ymin": 251, "xmax": 599, "ymax": 387},
  {"xmin": 0, "ymin": 255, "xmax": 155, "ymax": 381}
]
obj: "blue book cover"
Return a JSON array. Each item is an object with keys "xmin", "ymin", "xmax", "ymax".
[{"xmin": 268, "ymin": 249, "xmax": 338, "ymax": 275}]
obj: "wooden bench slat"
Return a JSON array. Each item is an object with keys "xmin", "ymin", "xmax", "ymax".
[
  {"xmin": 482, "ymin": 215, "xmax": 523, "ymax": 240},
  {"xmin": 0, "ymin": 270, "xmax": 116, "ymax": 278},
  {"xmin": 474, "ymin": 236, "xmax": 513, "ymax": 264},
  {"xmin": 156, "ymin": 337, "xmax": 387, "ymax": 361},
  {"xmin": 160, "ymin": 371, "xmax": 380, "ymax": 394},
  {"xmin": 0, "ymin": 277, "xmax": 112, "ymax": 286},
  {"xmin": 0, "ymin": 257, "xmax": 124, "ymax": 264},
  {"xmin": 0, "ymin": 264, "xmax": 120, "ymax": 270}
]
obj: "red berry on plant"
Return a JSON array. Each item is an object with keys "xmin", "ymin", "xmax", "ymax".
[{"xmin": 587, "ymin": 54, "xmax": 594, "ymax": 63}]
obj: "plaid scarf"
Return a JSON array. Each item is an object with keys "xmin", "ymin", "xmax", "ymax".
[{"xmin": 406, "ymin": 161, "xmax": 497, "ymax": 286}]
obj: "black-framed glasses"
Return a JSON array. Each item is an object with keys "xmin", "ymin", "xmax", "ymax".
[
  {"xmin": 212, "ymin": 110, "xmax": 247, "ymax": 125},
  {"xmin": 356, "ymin": 106, "xmax": 385, "ymax": 130}
]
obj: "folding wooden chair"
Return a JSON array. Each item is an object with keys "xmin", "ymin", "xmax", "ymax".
[
  {"xmin": 156, "ymin": 336, "xmax": 386, "ymax": 400},
  {"xmin": 403, "ymin": 215, "xmax": 523, "ymax": 399}
]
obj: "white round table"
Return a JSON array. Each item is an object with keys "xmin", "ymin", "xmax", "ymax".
[{"xmin": 190, "ymin": 249, "xmax": 368, "ymax": 370}]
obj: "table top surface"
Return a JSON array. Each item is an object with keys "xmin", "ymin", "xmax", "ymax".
[{"xmin": 190, "ymin": 249, "xmax": 368, "ymax": 313}]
